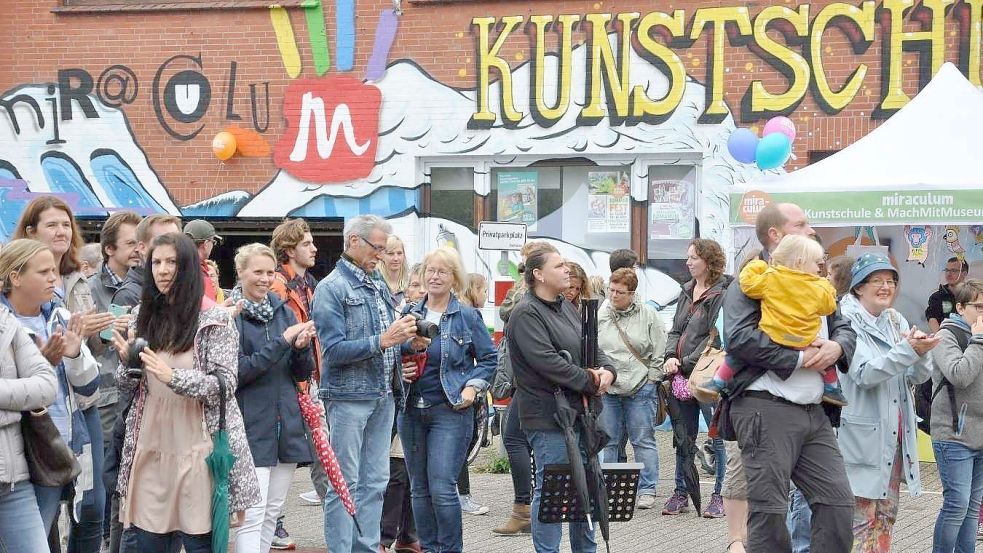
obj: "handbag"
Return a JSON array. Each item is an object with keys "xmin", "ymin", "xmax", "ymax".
[
  {"xmin": 4, "ymin": 324, "xmax": 82, "ymax": 488},
  {"xmin": 21, "ymin": 408, "xmax": 81, "ymax": 488},
  {"xmin": 610, "ymin": 312, "xmax": 667, "ymax": 425},
  {"xmin": 688, "ymin": 328, "xmax": 726, "ymax": 403}
]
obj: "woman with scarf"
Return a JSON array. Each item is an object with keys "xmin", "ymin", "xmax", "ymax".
[
  {"xmin": 0, "ymin": 239, "xmax": 100, "ymax": 546},
  {"xmin": 231, "ymin": 243, "xmax": 316, "ymax": 553}
]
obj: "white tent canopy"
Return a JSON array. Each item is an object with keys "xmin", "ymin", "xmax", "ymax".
[{"xmin": 730, "ymin": 63, "xmax": 983, "ymax": 226}]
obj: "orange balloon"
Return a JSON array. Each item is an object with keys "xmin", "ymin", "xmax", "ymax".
[{"xmin": 212, "ymin": 131, "xmax": 237, "ymax": 161}]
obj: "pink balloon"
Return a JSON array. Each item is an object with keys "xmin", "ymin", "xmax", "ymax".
[{"xmin": 763, "ymin": 116, "xmax": 796, "ymax": 142}]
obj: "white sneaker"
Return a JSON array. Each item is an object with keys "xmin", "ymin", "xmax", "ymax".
[
  {"xmin": 459, "ymin": 494, "xmax": 490, "ymax": 515},
  {"xmin": 299, "ymin": 490, "xmax": 322, "ymax": 506},
  {"xmin": 636, "ymin": 494, "xmax": 657, "ymax": 510}
]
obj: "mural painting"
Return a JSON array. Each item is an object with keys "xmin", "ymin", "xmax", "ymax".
[{"xmin": 2, "ymin": 0, "xmax": 981, "ymax": 318}]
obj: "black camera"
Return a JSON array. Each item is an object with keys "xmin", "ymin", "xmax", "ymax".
[
  {"xmin": 126, "ymin": 338, "xmax": 149, "ymax": 379},
  {"xmin": 410, "ymin": 312, "xmax": 439, "ymax": 339}
]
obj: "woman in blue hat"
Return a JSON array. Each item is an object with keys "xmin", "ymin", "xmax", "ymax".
[{"xmin": 837, "ymin": 252, "xmax": 941, "ymax": 552}]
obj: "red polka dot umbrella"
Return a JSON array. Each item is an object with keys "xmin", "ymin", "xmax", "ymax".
[{"xmin": 297, "ymin": 390, "xmax": 361, "ymax": 533}]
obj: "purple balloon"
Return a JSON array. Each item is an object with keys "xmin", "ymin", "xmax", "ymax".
[{"xmin": 727, "ymin": 128, "xmax": 759, "ymax": 164}]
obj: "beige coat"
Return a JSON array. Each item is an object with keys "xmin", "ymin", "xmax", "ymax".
[{"xmin": 598, "ymin": 299, "xmax": 667, "ymax": 396}]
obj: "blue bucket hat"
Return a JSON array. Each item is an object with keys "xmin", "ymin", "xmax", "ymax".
[{"xmin": 850, "ymin": 252, "xmax": 898, "ymax": 290}]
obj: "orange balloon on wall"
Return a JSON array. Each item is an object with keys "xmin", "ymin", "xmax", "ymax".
[{"xmin": 212, "ymin": 131, "xmax": 237, "ymax": 161}]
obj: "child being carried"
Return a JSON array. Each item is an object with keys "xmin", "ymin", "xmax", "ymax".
[{"xmin": 695, "ymin": 234, "xmax": 848, "ymax": 406}]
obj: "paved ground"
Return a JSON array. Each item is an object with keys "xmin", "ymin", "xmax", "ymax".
[{"xmin": 274, "ymin": 432, "xmax": 941, "ymax": 552}]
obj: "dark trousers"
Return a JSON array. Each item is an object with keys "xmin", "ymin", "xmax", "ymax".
[
  {"xmin": 381, "ymin": 457, "xmax": 418, "ymax": 547},
  {"xmin": 457, "ymin": 408, "xmax": 481, "ymax": 496},
  {"xmin": 731, "ymin": 393, "xmax": 855, "ymax": 553},
  {"xmin": 131, "ymin": 527, "xmax": 210, "ymax": 553},
  {"xmin": 501, "ymin": 402, "xmax": 533, "ymax": 504}
]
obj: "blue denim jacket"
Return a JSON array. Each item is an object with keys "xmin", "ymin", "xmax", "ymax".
[
  {"xmin": 312, "ymin": 260, "xmax": 406, "ymax": 401},
  {"xmin": 405, "ymin": 295, "xmax": 497, "ymax": 408}
]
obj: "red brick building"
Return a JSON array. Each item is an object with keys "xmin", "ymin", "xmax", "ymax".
[{"xmin": 1, "ymin": 0, "xmax": 980, "ymax": 309}]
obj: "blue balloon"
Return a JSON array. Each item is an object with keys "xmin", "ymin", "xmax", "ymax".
[
  {"xmin": 727, "ymin": 128, "xmax": 759, "ymax": 164},
  {"xmin": 755, "ymin": 133, "xmax": 792, "ymax": 170}
]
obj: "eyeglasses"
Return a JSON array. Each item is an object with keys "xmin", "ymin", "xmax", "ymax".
[
  {"xmin": 866, "ymin": 278, "xmax": 898, "ymax": 289},
  {"xmin": 425, "ymin": 268, "xmax": 451, "ymax": 278},
  {"xmin": 607, "ymin": 288, "xmax": 634, "ymax": 297},
  {"xmin": 964, "ymin": 302, "xmax": 983, "ymax": 309},
  {"xmin": 359, "ymin": 236, "xmax": 387, "ymax": 254},
  {"xmin": 944, "ymin": 268, "xmax": 965, "ymax": 275}
]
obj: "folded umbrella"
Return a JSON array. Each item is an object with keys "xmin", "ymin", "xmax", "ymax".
[
  {"xmin": 296, "ymin": 389, "xmax": 362, "ymax": 534},
  {"xmin": 580, "ymin": 299, "xmax": 612, "ymax": 553},
  {"xmin": 206, "ymin": 374, "xmax": 235, "ymax": 553}
]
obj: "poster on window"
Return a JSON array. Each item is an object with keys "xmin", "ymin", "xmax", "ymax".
[
  {"xmin": 587, "ymin": 171, "xmax": 630, "ymax": 233},
  {"xmin": 497, "ymin": 171, "xmax": 538, "ymax": 230},
  {"xmin": 649, "ymin": 178, "xmax": 695, "ymax": 239}
]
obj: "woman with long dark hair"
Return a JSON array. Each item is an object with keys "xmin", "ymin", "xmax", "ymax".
[
  {"xmin": 507, "ymin": 244, "xmax": 616, "ymax": 553},
  {"xmin": 111, "ymin": 233, "xmax": 260, "ymax": 551}
]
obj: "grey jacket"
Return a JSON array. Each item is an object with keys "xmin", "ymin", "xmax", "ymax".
[
  {"xmin": 598, "ymin": 299, "xmax": 666, "ymax": 395},
  {"xmin": 838, "ymin": 293, "xmax": 933, "ymax": 499},
  {"xmin": 89, "ymin": 268, "xmax": 124, "ymax": 408},
  {"xmin": 930, "ymin": 315, "xmax": 983, "ymax": 449},
  {"xmin": 0, "ymin": 307, "xmax": 58, "ymax": 485},
  {"xmin": 63, "ymin": 271, "xmax": 103, "ymax": 410}
]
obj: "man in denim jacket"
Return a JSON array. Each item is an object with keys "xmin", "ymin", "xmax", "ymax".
[{"xmin": 312, "ymin": 215, "xmax": 419, "ymax": 553}]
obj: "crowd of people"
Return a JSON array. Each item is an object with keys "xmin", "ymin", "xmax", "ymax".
[{"xmin": 0, "ymin": 196, "xmax": 980, "ymax": 553}]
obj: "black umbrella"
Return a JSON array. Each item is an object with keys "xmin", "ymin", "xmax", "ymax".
[
  {"xmin": 662, "ymin": 374, "xmax": 702, "ymax": 515},
  {"xmin": 579, "ymin": 299, "xmax": 612, "ymax": 552},
  {"xmin": 551, "ymin": 385, "xmax": 595, "ymax": 530}
]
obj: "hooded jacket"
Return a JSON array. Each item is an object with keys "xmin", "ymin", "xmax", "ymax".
[
  {"xmin": 597, "ymin": 298, "xmax": 666, "ymax": 395},
  {"xmin": 837, "ymin": 293, "xmax": 932, "ymax": 499},
  {"xmin": 930, "ymin": 314, "xmax": 983, "ymax": 449},
  {"xmin": 234, "ymin": 294, "xmax": 314, "ymax": 467},
  {"xmin": 0, "ymin": 307, "xmax": 58, "ymax": 485},
  {"xmin": 664, "ymin": 276, "xmax": 729, "ymax": 378},
  {"xmin": 116, "ymin": 306, "xmax": 261, "ymax": 514}
]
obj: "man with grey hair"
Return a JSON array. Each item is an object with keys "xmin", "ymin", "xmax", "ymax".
[
  {"xmin": 312, "ymin": 215, "xmax": 420, "ymax": 553},
  {"xmin": 79, "ymin": 242, "xmax": 102, "ymax": 278}
]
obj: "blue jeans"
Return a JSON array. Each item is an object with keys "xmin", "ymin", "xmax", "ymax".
[
  {"xmin": 525, "ymin": 429, "xmax": 597, "ymax": 553},
  {"xmin": 933, "ymin": 440, "xmax": 983, "ymax": 553},
  {"xmin": 671, "ymin": 399, "xmax": 725, "ymax": 495},
  {"xmin": 323, "ymin": 395, "xmax": 395, "ymax": 553},
  {"xmin": 131, "ymin": 527, "xmax": 210, "ymax": 553},
  {"xmin": 788, "ymin": 487, "xmax": 812, "ymax": 553},
  {"xmin": 37, "ymin": 406, "xmax": 105, "ymax": 553},
  {"xmin": 0, "ymin": 481, "xmax": 48, "ymax": 553},
  {"xmin": 398, "ymin": 403, "xmax": 472, "ymax": 553},
  {"xmin": 599, "ymin": 384, "xmax": 660, "ymax": 496}
]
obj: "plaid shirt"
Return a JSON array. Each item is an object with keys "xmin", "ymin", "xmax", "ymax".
[
  {"xmin": 340, "ymin": 256, "xmax": 396, "ymax": 391},
  {"xmin": 103, "ymin": 263, "xmax": 124, "ymax": 287}
]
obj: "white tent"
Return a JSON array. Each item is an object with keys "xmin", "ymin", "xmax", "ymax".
[{"xmin": 729, "ymin": 62, "xmax": 983, "ymax": 227}]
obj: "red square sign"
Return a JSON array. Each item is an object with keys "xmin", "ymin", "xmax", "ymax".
[{"xmin": 274, "ymin": 77, "xmax": 381, "ymax": 183}]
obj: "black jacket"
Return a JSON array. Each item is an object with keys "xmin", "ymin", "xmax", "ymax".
[
  {"xmin": 724, "ymin": 282, "xmax": 857, "ymax": 396},
  {"xmin": 235, "ymin": 294, "xmax": 314, "ymax": 467},
  {"xmin": 665, "ymin": 276, "xmax": 730, "ymax": 378},
  {"xmin": 506, "ymin": 291, "xmax": 615, "ymax": 431}
]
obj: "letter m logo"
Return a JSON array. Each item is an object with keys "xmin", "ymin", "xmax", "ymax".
[{"xmin": 274, "ymin": 77, "xmax": 381, "ymax": 183}]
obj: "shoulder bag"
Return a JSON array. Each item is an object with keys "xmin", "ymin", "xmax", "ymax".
[
  {"xmin": 7, "ymin": 328, "xmax": 82, "ymax": 488},
  {"xmin": 610, "ymin": 312, "xmax": 667, "ymax": 425},
  {"xmin": 688, "ymin": 328, "xmax": 726, "ymax": 404}
]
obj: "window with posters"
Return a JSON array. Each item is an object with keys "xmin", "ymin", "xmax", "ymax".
[
  {"xmin": 647, "ymin": 165, "xmax": 698, "ymax": 260},
  {"xmin": 490, "ymin": 163, "xmax": 630, "ymax": 251}
]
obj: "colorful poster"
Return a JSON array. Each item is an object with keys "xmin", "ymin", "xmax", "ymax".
[
  {"xmin": 649, "ymin": 178, "xmax": 695, "ymax": 239},
  {"xmin": 497, "ymin": 171, "xmax": 538, "ymax": 230},
  {"xmin": 587, "ymin": 171, "xmax": 630, "ymax": 232}
]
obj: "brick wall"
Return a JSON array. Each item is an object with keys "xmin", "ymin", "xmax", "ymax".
[{"xmin": 1, "ymin": 0, "xmax": 977, "ymax": 207}]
